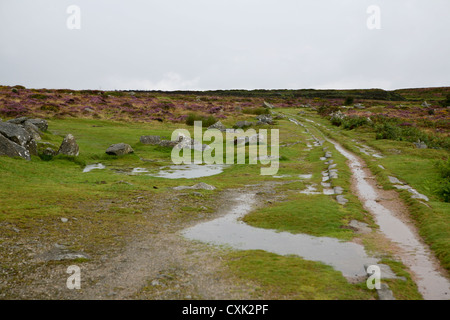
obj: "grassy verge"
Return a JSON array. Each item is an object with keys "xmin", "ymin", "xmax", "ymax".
[{"xmin": 226, "ymin": 250, "xmax": 376, "ymax": 300}]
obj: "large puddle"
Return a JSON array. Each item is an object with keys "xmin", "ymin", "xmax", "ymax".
[
  {"xmin": 182, "ymin": 193, "xmax": 378, "ymax": 279},
  {"xmin": 329, "ymin": 139, "xmax": 450, "ymax": 300},
  {"xmin": 82, "ymin": 163, "xmax": 228, "ymax": 179},
  {"xmin": 150, "ymin": 164, "xmax": 228, "ymax": 179}
]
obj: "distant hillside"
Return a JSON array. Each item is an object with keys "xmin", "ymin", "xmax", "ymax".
[{"xmin": 133, "ymin": 88, "xmax": 407, "ymax": 101}]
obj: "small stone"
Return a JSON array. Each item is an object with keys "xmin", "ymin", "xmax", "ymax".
[
  {"xmin": 61, "ymin": 218, "xmax": 68, "ymax": 223},
  {"xmin": 333, "ymin": 186, "xmax": 344, "ymax": 195},
  {"xmin": 336, "ymin": 195, "xmax": 348, "ymax": 205},
  {"xmin": 377, "ymin": 283, "xmax": 395, "ymax": 300},
  {"xmin": 151, "ymin": 280, "xmax": 160, "ymax": 286},
  {"xmin": 388, "ymin": 176, "xmax": 403, "ymax": 185}
]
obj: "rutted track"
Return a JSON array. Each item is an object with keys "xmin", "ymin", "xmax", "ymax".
[{"xmin": 289, "ymin": 115, "xmax": 450, "ymax": 300}]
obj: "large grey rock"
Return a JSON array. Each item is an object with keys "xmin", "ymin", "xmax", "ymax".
[
  {"xmin": 0, "ymin": 121, "xmax": 36, "ymax": 155},
  {"xmin": 106, "ymin": 143, "xmax": 133, "ymax": 156},
  {"xmin": 27, "ymin": 119, "xmax": 48, "ymax": 131},
  {"xmin": 22, "ymin": 120, "xmax": 41, "ymax": 141},
  {"xmin": 58, "ymin": 134, "xmax": 79, "ymax": 156},
  {"xmin": 208, "ymin": 121, "xmax": 226, "ymax": 131},
  {"xmin": 256, "ymin": 114, "xmax": 273, "ymax": 125},
  {"xmin": 140, "ymin": 135, "xmax": 161, "ymax": 145},
  {"xmin": 6, "ymin": 116, "xmax": 28, "ymax": 125},
  {"xmin": 0, "ymin": 134, "xmax": 31, "ymax": 160},
  {"xmin": 0, "ymin": 121, "xmax": 31, "ymax": 148}
]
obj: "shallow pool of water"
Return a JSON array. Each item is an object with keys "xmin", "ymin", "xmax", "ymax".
[
  {"xmin": 150, "ymin": 164, "xmax": 229, "ymax": 179},
  {"xmin": 182, "ymin": 193, "xmax": 378, "ymax": 279}
]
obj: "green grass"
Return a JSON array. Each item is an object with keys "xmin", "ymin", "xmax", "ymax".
[{"xmin": 0, "ymin": 108, "xmax": 443, "ymax": 299}]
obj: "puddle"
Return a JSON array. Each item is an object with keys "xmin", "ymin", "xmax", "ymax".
[
  {"xmin": 182, "ymin": 193, "xmax": 378, "ymax": 279},
  {"xmin": 83, "ymin": 163, "xmax": 106, "ymax": 173},
  {"xmin": 299, "ymin": 184, "xmax": 321, "ymax": 195},
  {"xmin": 329, "ymin": 139, "xmax": 450, "ymax": 300},
  {"xmin": 150, "ymin": 164, "xmax": 229, "ymax": 179},
  {"xmin": 131, "ymin": 167, "xmax": 149, "ymax": 174}
]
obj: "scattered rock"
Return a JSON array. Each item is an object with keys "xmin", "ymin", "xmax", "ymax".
[
  {"xmin": 0, "ymin": 121, "xmax": 36, "ymax": 154},
  {"xmin": 105, "ymin": 143, "xmax": 133, "ymax": 156},
  {"xmin": 58, "ymin": 134, "xmax": 79, "ymax": 156},
  {"xmin": 61, "ymin": 218, "xmax": 68, "ymax": 223},
  {"xmin": 43, "ymin": 147, "xmax": 57, "ymax": 156},
  {"xmin": 333, "ymin": 186, "xmax": 344, "ymax": 195},
  {"xmin": 174, "ymin": 134, "xmax": 210, "ymax": 151},
  {"xmin": 336, "ymin": 195, "xmax": 348, "ymax": 205},
  {"xmin": 348, "ymin": 220, "xmax": 371, "ymax": 234},
  {"xmin": 234, "ymin": 121, "xmax": 254, "ymax": 129},
  {"xmin": 421, "ymin": 101, "xmax": 431, "ymax": 108},
  {"xmin": 413, "ymin": 140, "xmax": 427, "ymax": 149},
  {"xmin": 0, "ymin": 134, "xmax": 31, "ymax": 160},
  {"xmin": 353, "ymin": 103, "xmax": 365, "ymax": 109},
  {"xmin": 377, "ymin": 283, "xmax": 395, "ymax": 300},
  {"xmin": 364, "ymin": 263, "xmax": 406, "ymax": 281},
  {"xmin": 173, "ymin": 182, "xmax": 216, "ymax": 191},
  {"xmin": 263, "ymin": 101, "xmax": 274, "ymax": 109},
  {"xmin": 393, "ymin": 184, "xmax": 429, "ymax": 202},
  {"xmin": 159, "ymin": 140, "xmax": 178, "ymax": 148},
  {"xmin": 140, "ymin": 135, "xmax": 161, "ymax": 145},
  {"xmin": 388, "ymin": 176, "xmax": 403, "ymax": 185},
  {"xmin": 234, "ymin": 133, "xmax": 263, "ymax": 145},
  {"xmin": 256, "ymin": 114, "xmax": 273, "ymax": 125}
]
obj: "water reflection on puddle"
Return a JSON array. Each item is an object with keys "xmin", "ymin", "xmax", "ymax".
[
  {"xmin": 150, "ymin": 164, "xmax": 229, "ymax": 179},
  {"xmin": 182, "ymin": 193, "xmax": 378, "ymax": 279}
]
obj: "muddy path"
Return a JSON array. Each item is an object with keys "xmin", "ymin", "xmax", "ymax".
[{"xmin": 0, "ymin": 187, "xmax": 276, "ymax": 300}]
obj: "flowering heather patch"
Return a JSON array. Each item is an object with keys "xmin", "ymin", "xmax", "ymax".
[{"xmin": 0, "ymin": 86, "xmax": 448, "ymax": 134}]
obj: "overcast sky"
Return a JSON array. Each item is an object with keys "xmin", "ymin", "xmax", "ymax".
[{"xmin": 0, "ymin": 0, "xmax": 449, "ymax": 91}]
